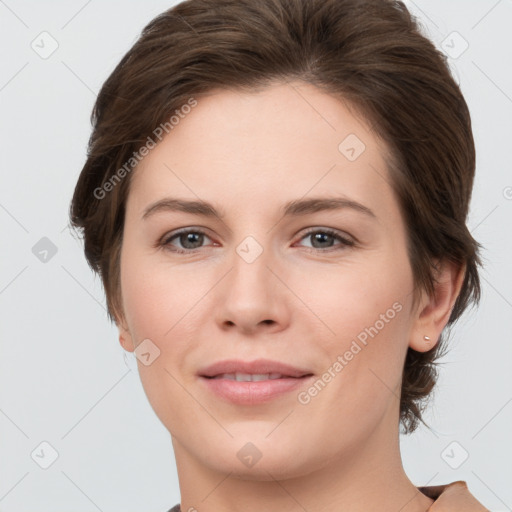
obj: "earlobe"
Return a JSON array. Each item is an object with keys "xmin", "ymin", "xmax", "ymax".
[
  {"xmin": 117, "ymin": 317, "xmax": 135, "ymax": 353},
  {"xmin": 409, "ymin": 260, "xmax": 466, "ymax": 353}
]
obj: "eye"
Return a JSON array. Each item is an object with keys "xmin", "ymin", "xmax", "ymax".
[
  {"xmin": 161, "ymin": 228, "xmax": 214, "ymax": 253},
  {"xmin": 296, "ymin": 228, "xmax": 355, "ymax": 252},
  {"xmin": 159, "ymin": 227, "xmax": 355, "ymax": 254}
]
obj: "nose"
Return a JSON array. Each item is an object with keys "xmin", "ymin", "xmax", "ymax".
[{"xmin": 215, "ymin": 239, "xmax": 290, "ymax": 335}]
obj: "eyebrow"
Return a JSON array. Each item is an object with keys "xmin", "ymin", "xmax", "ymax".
[{"xmin": 141, "ymin": 196, "xmax": 377, "ymax": 221}]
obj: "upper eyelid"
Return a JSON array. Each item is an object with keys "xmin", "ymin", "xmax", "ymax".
[{"xmin": 163, "ymin": 227, "xmax": 214, "ymax": 241}]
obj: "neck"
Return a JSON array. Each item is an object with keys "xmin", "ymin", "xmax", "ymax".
[{"xmin": 171, "ymin": 408, "xmax": 434, "ymax": 512}]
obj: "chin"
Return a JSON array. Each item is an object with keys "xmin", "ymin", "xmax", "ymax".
[{"xmin": 197, "ymin": 439, "xmax": 319, "ymax": 481}]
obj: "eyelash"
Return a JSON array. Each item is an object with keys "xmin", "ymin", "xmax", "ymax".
[{"xmin": 159, "ymin": 227, "xmax": 355, "ymax": 254}]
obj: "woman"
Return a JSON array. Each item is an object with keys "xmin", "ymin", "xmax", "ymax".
[{"xmin": 69, "ymin": 0, "xmax": 489, "ymax": 510}]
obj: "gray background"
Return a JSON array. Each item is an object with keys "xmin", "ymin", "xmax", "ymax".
[{"xmin": 0, "ymin": 0, "xmax": 511, "ymax": 511}]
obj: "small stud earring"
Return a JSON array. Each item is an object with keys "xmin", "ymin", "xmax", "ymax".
[{"xmin": 424, "ymin": 335, "xmax": 431, "ymax": 341}]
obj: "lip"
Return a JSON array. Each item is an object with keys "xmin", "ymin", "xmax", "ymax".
[
  {"xmin": 198, "ymin": 358, "xmax": 313, "ymax": 379},
  {"xmin": 200, "ymin": 375, "xmax": 314, "ymax": 405},
  {"xmin": 198, "ymin": 359, "xmax": 314, "ymax": 405}
]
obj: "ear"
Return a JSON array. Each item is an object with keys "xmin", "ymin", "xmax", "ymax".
[
  {"xmin": 409, "ymin": 259, "xmax": 466, "ymax": 352},
  {"xmin": 117, "ymin": 315, "xmax": 135, "ymax": 353}
]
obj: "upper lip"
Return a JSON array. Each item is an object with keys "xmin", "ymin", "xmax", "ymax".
[{"xmin": 198, "ymin": 359, "xmax": 313, "ymax": 378}]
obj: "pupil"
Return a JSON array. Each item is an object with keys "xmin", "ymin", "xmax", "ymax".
[
  {"xmin": 182, "ymin": 232, "xmax": 202, "ymax": 248},
  {"xmin": 313, "ymin": 233, "xmax": 332, "ymax": 248}
]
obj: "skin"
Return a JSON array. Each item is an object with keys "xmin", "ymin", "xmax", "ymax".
[{"xmin": 117, "ymin": 81, "xmax": 464, "ymax": 512}]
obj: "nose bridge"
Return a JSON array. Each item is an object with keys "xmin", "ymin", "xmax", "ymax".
[
  {"xmin": 235, "ymin": 234, "xmax": 266, "ymax": 267},
  {"xmin": 230, "ymin": 233, "xmax": 273, "ymax": 295},
  {"xmin": 215, "ymin": 232, "xmax": 286, "ymax": 330}
]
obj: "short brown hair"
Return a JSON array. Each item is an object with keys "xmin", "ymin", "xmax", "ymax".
[{"xmin": 69, "ymin": 0, "xmax": 482, "ymax": 434}]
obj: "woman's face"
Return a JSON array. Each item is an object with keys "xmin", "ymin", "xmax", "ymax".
[{"xmin": 118, "ymin": 81, "xmax": 425, "ymax": 478}]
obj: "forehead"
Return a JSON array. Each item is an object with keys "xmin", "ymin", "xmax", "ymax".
[{"xmin": 126, "ymin": 81, "xmax": 395, "ymax": 218}]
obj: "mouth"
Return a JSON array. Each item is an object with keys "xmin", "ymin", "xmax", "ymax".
[
  {"xmin": 198, "ymin": 358, "xmax": 313, "ymax": 379},
  {"xmin": 204, "ymin": 372, "xmax": 312, "ymax": 381},
  {"xmin": 198, "ymin": 359, "xmax": 314, "ymax": 405}
]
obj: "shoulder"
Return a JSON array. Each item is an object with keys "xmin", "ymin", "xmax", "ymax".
[{"xmin": 418, "ymin": 480, "xmax": 489, "ymax": 511}]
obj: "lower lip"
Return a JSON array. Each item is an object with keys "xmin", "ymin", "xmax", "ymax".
[{"xmin": 199, "ymin": 375, "xmax": 314, "ymax": 405}]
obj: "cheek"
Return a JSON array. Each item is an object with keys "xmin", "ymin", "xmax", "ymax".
[
  {"xmin": 289, "ymin": 276, "xmax": 411, "ymax": 452},
  {"xmin": 303, "ymin": 251, "xmax": 410, "ymax": 337},
  {"xmin": 119, "ymin": 244, "xmax": 203, "ymax": 342},
  {"xmin": 119, "ymin": 251, "xmax": 207, "ymax": 424},
  {"xmin": 301, "ymin": 252, "xmax": 412, "ymax": 395}
]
